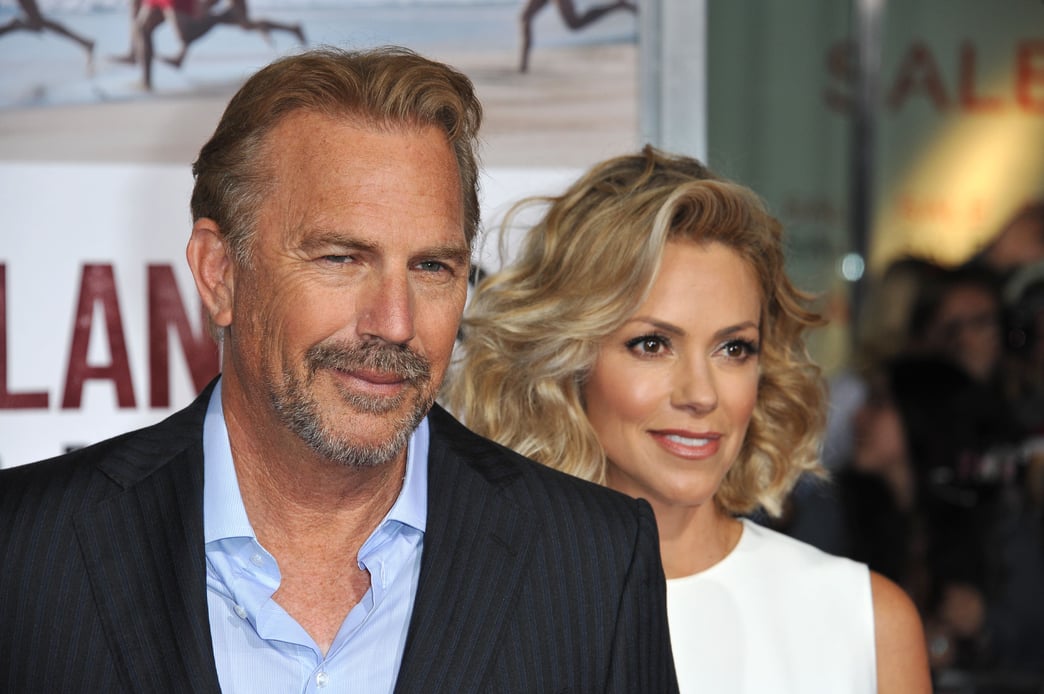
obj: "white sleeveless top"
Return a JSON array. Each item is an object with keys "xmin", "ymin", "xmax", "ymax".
[{"xmin": 666, "ymin": 519, "xmax": 876, "ymax": 693}]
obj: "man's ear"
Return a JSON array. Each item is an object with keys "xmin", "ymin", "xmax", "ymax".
[{"xmin": 186, "ymin": 218, "xmax": 235, "ymax": 331}]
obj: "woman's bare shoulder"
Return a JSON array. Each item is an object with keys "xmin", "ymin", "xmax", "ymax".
[{"xmin": 870, "ymin": 571, "xmax": 932, "ymax": 694}]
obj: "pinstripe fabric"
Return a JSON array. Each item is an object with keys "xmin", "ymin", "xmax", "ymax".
[
  {"xmin": 1, "ymin": 394, "xmax": 221, "ymax": 693},
  {"xmin": 1, "ymin": 384, "xmax": 678, "ymax": 693}
]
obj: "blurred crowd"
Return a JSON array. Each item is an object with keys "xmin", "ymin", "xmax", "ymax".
[{"xmin": 772, "ymin": 201, "xmax": 1044, "ymax": 692}]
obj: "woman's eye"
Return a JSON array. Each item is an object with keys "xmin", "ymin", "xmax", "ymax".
[
  {"xmin": 723, "ymin": 340, "xmax": 758, "ymax": 360},
  {"xmin": 626, "ymin": 335, "xmax": 668, "ymax": 355}
]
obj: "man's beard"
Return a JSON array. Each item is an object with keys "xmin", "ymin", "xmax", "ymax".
[{"xmin": 270, "ymin": 340, "xmax": 434, "ymax": 468}]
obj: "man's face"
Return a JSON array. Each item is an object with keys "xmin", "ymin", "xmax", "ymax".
[{"xmin": 221, "ymin": 111, "xmax": 470, "ymax": 467}]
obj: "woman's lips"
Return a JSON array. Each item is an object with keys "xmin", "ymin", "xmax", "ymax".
[{"xmin": 650, "ymin": 430, "xmax": 721, "ymax": 459}]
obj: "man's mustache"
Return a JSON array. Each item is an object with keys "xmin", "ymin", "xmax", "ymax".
[{"xmin": 307, "ymin": 340, "xmax": 431, "ymax": 383}]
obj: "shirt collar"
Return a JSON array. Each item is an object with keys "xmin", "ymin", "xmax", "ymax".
[{"xmin": 203, "ymin": 378, "xmax": 429, "ymax": 544}]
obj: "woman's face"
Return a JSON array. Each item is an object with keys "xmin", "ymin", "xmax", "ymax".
[{"xmin": 584, "ymin": 241, "xmax": 762, "ymax": 511}]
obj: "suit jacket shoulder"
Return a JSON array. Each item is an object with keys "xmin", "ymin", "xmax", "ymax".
[{"xmin": 0, "ymin": 384, "xmax": 221, "ymax": 693}]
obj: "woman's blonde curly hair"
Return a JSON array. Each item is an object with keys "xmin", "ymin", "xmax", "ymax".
[{"xmin": 443, "ymin": 145, "xmax": 826, "ymax": 517}]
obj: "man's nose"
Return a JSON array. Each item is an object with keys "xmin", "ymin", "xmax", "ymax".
[{"xmin": 356, "ymin": 271, "xmax": 416, "ymax": 345}]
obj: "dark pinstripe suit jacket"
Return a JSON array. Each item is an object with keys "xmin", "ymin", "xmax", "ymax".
[{"xmin": 1, "ymin": 383, "xmax": 679, "ymax": 693}]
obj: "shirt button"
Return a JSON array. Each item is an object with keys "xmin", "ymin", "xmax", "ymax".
[
  {"xmin": 233, "ymin": 604, "xmax": 248, "ymax": 619},
  {"xmin": 250, "ymin": 553, "xmax": 265, "ymax": 567},
  {"xmin": 316, "ymin": 672, "xmax": 329, "ymax": 688}
]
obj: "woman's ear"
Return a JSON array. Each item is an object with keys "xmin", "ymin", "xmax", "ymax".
[{"xmin": 186, "ymin": 218, "xmax": 235, "ymax": 331}]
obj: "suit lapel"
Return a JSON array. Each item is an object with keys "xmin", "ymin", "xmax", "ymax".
[
  {"xmin": 394, "ymin": 406, "xmax": 537, "ymax": 694},
  {"xmin": 75, "ymin": 391, "xmax": 222, "ymax": 693}
]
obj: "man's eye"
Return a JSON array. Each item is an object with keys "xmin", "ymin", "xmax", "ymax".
[{"xmin": 417, "ymin": 260, "xmax": 447, "ymax": 272}]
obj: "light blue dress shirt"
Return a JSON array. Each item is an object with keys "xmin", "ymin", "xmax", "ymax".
[{"xmin": 202, "ymin": 380, "xmax": 428, "ymax": 694}]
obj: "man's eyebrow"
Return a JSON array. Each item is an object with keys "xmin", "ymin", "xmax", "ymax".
[
  {"xmin": 298, "ymin": 232, "xmax": 378, "ymax": 253},
  {"xmin": 297, "ymin": 233, "xmax": 470, "ymax": 265},
  {"xmin": 418, "ymin": 244, "xmax": 472, "ymax": 265}
]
